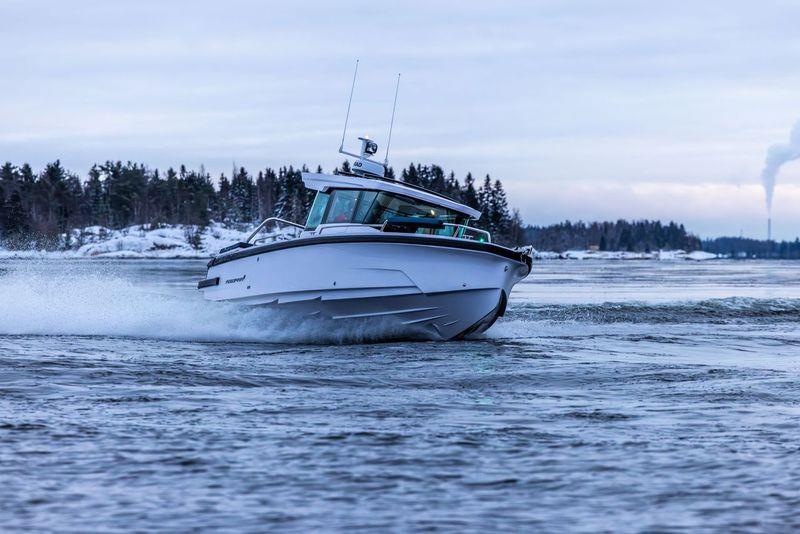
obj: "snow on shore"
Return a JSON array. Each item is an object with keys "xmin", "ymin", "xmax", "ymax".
[
  {"xmin": 533, "ymin": 249, "xmax": 719, "ymax": 261},
  {"xmin": 0, "ymin": 223, "xmax": 297, "ymax": 259},
  {"xmin": 0, "ymin": 223, "xmax": 719, "ymax": 260}
]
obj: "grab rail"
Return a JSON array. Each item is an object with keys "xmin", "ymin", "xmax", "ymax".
[
  {"xmin": 247, "ymin": 217, "xmax": 304, "ymax": 244},
  {"xmin": 374, "ymin": 219, "xmax": 490, "ymax": 242},
  {"xmin": 442, "ymin": 223, "xmax": 492, "ymax": 243},
  {"xmin": 246, "ymin": 217, "xmax": 492, "ymax": 244},
  {"xmin": 316, "ymin": 223, "xmax": 382, "ymax": 234}
]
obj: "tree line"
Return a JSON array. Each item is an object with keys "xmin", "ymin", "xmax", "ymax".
[
  {"xmin": 703, "ymin": 236, "xmax": 800, "ymax": 259},
  {"xmin": 522, "ymin": 220, "xmax": 702, "ymax": 253},
  {"xmin": 0, "ymin": 160, "xmax": 524, "ymax": 248},
  {"xmin": 13, "ymin": 159, "xmax": 790, "ymax": 256}
]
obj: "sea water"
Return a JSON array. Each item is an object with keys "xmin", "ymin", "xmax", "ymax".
[{"xmin": 1, "ymin": 259, "xmax": 799, "ymax": 531}]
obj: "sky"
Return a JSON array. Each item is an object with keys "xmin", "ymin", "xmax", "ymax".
[{"xmin": 2, "ymin": 0, "xmax": 800, "ymax": 239}]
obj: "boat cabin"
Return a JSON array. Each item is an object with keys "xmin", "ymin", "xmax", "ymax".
[{"xmin": 300, "ymin": 172, "xmax": 487, "ymax": 241}]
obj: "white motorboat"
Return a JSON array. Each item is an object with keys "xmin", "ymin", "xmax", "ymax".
[{"xmin": 198, "ymin": 67, "xmax": 532, "ymax": 340}]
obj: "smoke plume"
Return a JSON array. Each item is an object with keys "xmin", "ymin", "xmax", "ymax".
[{"xmin": 761, "ymin": 120, "xmax": 800, "ymax": 215}]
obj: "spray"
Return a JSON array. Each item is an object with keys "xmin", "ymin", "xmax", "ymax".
[
  {"xmin": 760, "ymin": 120, "xmax": 800, "ymax": 239},
  {"xmin": 0, "ymin": 262, "xmax": 431, "ymax": 343}
]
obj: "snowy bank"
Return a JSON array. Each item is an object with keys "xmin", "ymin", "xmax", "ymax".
[
  {"xmin": 531, "ymin": 249, "xmax": 719, "ymax": 261},
  {"xmin": 0, "ymin": 223, "xmax": 719, "ymax": 261},
  {"xmin": 0, "ymin": 223, "xmax": 298, "ymax": 259}
]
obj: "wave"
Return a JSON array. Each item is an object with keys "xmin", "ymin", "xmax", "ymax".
[
  {"xmin": 506, "ymin": 297, "xmax": 800, "ymax": 325},
  {"xmin": 0, "ymin": 263, "xmax": 426, "ymax": 344},
  {"xmin": 2, "ymin": 262, "xmax": 797, "ymax": 344}
]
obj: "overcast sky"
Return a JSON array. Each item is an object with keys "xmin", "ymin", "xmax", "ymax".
[{"xmin": 2, "ymin": 0, "xmax": 800, "ymax": 238}]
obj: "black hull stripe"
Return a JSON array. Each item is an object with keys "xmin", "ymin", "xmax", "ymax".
[
  {"xmin": 208, "ymin": 235, "xmax": 531, "ymax": 269},
  {"xmin": 197, "ymin": 277, "xmax": 220, "ymax": 289}
]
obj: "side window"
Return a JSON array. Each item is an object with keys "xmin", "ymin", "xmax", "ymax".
[
  {"xmin": 353, "ymin": 191, "xmax": 378, "ymax": 223},
  {"xmin": 361, "ymin": 192, "xmax": 463, "ymax": 226},
  {"xmin": 362, "ymin": 193, "xmax": 402, "ymax": 224},
  {"xmin": 324, "ymin": 190, "xmax": 360, "ymax": 224},
  {"xmin": 305, "ymin": 192, "xmax": 330, "ymax": 230}
]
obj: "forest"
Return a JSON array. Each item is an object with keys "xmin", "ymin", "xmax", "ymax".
[
  {"xmin": 522, "ymin": 220, "xmax": 702, "ymax": 253},
  {"xmin": 0, "ymin": 160, "xmax": 523, "ymax": 248},
  {"xmin": 703, "ymin": 236, "xmax": 800, "ymax": 259},
  {"xmin": 5, "ymin": 159, "xmax": 794, "ymax": 256}
]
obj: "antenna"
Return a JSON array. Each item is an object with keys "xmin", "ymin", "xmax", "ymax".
[
  {"xmin": 340, "ymin": 59, "xmax": 359, "ymax": 153},
  {"xmin": 384, "ymin": 73, "xmax": 401, "ymax": 167}
]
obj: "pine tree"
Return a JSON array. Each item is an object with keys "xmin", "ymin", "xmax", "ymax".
[
  {"xmin": 102, "ymin": 161, "xmax": 127, "ymax": 227},
  {"xmin": 280, "ymin": 165, "xmax": 306, "ymax": 222},
  {"xmin": 335, "ymin": 160, "xmax": 351, "ymax": 175},
  {"xmin": 179, "ymin": 166, "xmax": 214, "ymax": 226},
  {"xmin": 230, "ymin": 166, "xmax": 254, "ymax": 222},
  {"xmin": 462, "ymin": 172, "xmax": 479, "ymax": 210},
  {"xmin": 299, "ymin": 164, "xmax": 315, "ymax": 217},
  {"xmin": 37, "ymin": 160, "xmax": 69, "ymax": 232},
  {"xmin": 84, "ymin": 165, "xmax": 108, "ymax": 226},
  {"xmin": 258, "ymin": 168, "xmax": 278, "ymax": 220},
  {"xmin": 445, "ymin": 171, "xmax": 461, "ymax": 200},
  {"xmin": 0, "ymin": 183, "xmax": 4, "ymax": 231},
  {"xmin": 3, "ymin": 190, "xmax": 29, "ymax": 239},
  {"xmin": 429, "ymin": 165, "xmax": 446, "ymax": 193},
  {"xmin": 217, "ymin": 173, "xmax": 231, "ymax": 222},
  {"xmin": 477, "ymin": 175, "xmax": 493, "ymax": 229},
  {"xmin": 145, "ymin": 168, "xmax": 166, "ymax": 225},
  {"xmin": 165, "ymin": 167, "xmax": 179, "ymax": 224},
  {"xmin": 60, "ymin": 171, "xmax": 83, "ymax": 234},
  {"xmin": 401, "ymin": 163, "xmax": 419, "ymax": 185},
  {"xmin": 1, "ymin": 162, "xmax": 17, "ymax": 186},
  {"xmin": 506, "ymin": 209, "xmax": 524, "ymax": 245},
  {"xmin": 490, "ymin": 179, "xmax": 510, "ymax": 237}
]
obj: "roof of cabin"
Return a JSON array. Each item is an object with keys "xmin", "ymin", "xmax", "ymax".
[{"xmin": 301, "ymin": 172, "xmax": 482, "ymax": 220}]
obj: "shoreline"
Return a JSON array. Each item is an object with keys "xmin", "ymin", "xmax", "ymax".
[
  {"xmin": 0, "ymin": 223, "xmax": 780, "ymax": 261},
  {"xmin": 0, "ymin": 250, "xmax": 781, "ymax": 261}
]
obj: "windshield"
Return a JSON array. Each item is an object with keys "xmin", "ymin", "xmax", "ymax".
[
  {"xmin": 310, "ymin": 189, "xmax": 470, "ymax": 235},
  {"xmin": 306, "ymin": 189, "xmax": 469, "ymax": 235},
  {"xmin": 304, "ymin": 192, "xmax": 330, "ymax": 230},
  {"xmin": 325, "ymin": 190, "xmax": 360, "ymax": 224},
  {"xmin": 360, "ymin": 192, "xmax": 466, "ymax": 226}
]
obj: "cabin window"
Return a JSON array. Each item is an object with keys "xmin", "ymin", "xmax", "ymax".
[
  {"xmin": 353, "ymin": 191, "xmax": 378, "ymax": 223},
  {"xmin": 305, "ymin": 192, "xmax": 330, "ymax": 230},
  {"xmin": 360, "ymin": 192, "xmax": 467, "ymax": 230},
  {"xmin": 313, "ymin": 189, "xmax": 470, "ymax": 233},
  {"xmin": 323, "ymin": 190, "xmax": 360, "ymax": 224}
]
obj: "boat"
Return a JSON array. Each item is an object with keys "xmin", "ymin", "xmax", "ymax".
[{"xmin": 197, "ymin": 66, "xmax": 532, "ymax": 340}]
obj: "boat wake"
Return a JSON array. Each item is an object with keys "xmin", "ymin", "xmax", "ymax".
[
  {"xmin": 0, "ymin": 264, "xmax": 427, "ymax": 344},
  {"xmin": 2, "ymin": 262, "xmax": 798, "ymax": 345},
  {"xmin": 506, "ymin": 297, "xmax": 800, "ymax": 324}
]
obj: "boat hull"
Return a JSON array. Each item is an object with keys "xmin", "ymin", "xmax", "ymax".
[{"xmin": 200, "ymin": 238, "xmax": 530, "ymax": 340}]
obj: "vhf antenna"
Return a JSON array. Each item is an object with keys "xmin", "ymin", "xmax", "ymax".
[
  {"xmin": 384, "ymin": 73, "xmax": 401, "ymax": 168},
  {"xmin": 337, "ymin": 60, "xmax": 399, "ymax": 178},
  {"xmin": 339, "ymin": 59, "xmax": 359, "ymax": 154}
]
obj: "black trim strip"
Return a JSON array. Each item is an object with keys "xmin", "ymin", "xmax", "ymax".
[
  {"xmin": 197, "ymin": 277, "xmax": 220, "ymax": 289},
  {"xmin": 208, "ymin": 234, "xmax": 530, "ymax": 268},
  {"xmin": 218, "ymin": 241, "xmax": 253, "ymax": 255}
]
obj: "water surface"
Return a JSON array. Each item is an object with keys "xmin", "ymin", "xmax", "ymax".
[{"xmin": 1, "ymin": 259, "xmax": 799, "ymax": 531}]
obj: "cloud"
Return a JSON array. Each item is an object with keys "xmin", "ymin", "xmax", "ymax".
[{"xmin": 2, "ymin": 0, "xmax": 800, "ymax": 238}]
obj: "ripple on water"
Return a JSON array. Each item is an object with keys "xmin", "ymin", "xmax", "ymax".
[{"xmin": 1, "ymin": 259, "xmax": 800, "ymax": 530}]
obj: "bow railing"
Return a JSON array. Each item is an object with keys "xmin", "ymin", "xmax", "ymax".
[{"xmin": 247, "ymin": 217, "xmax": 304, "ymax": 244}]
